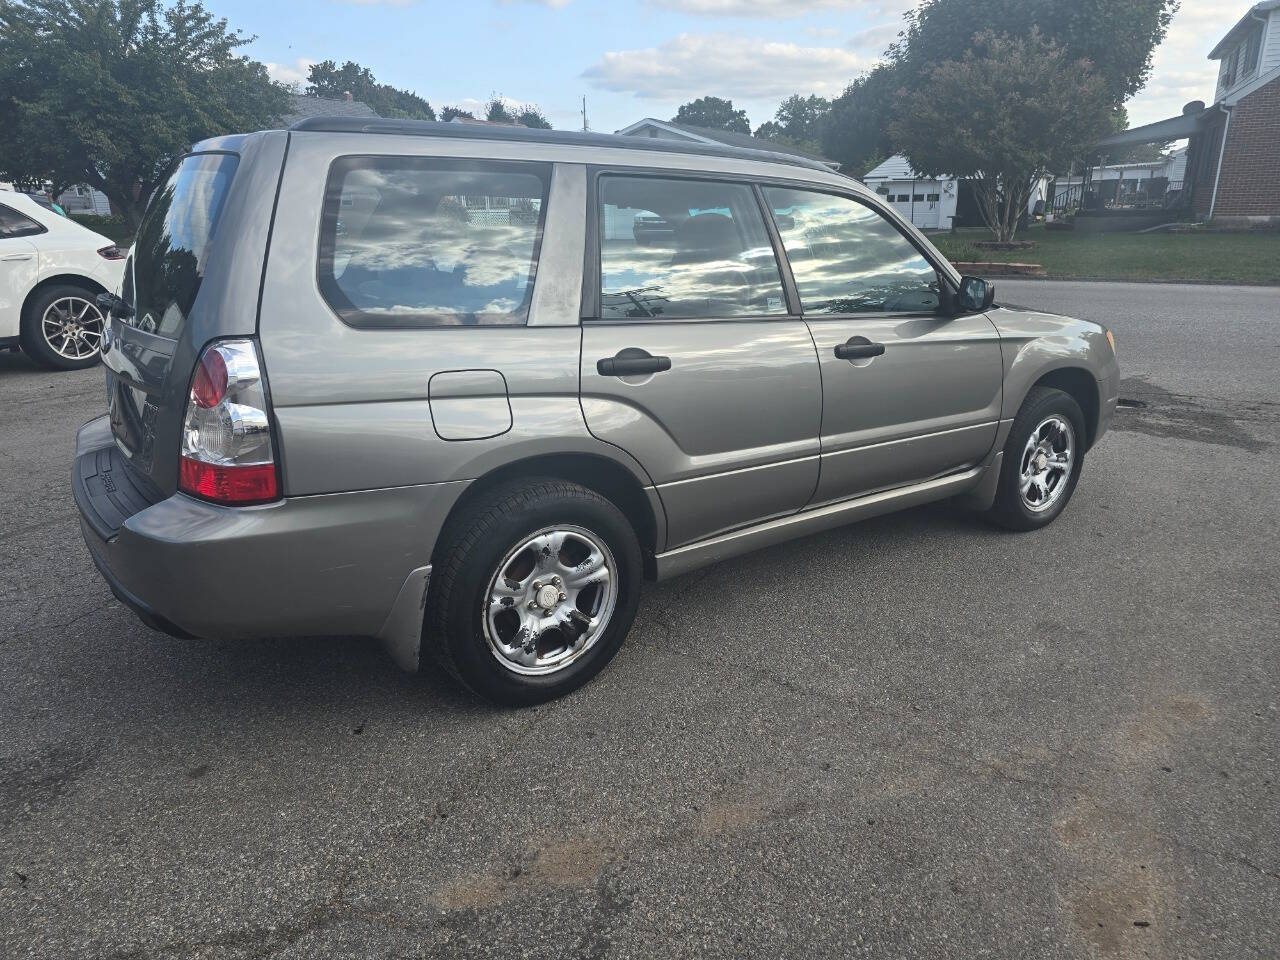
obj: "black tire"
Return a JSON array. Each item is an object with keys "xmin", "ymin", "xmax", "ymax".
[
  {"xmin": 425, "ymin": 477, "xmax": 643, "ymax": 706},
  {"xmin": 20, "ymin": 283, "xmax": 105, "ymax": 370},
  {"xmin": 985, "ymin": 386, "xmax": 1087, "ymax": 531}
]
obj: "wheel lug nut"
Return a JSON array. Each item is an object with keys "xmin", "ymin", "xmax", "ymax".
[
  {"xmin": 558, "ymin": 592, "xmax": 566, "ymax": 602},
  {"xmin": 532, "ymin": 581, "xmax": 542, "ymax": 591}
]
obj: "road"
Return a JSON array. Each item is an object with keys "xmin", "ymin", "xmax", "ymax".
[{"xmin": 1, "ymin": 280, "xmax": 1277, "ymax": 959}]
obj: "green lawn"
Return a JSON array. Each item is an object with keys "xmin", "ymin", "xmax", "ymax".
[{"xmin": 929, "ymin": 225, "xmax": 1280, "ymax": 284}]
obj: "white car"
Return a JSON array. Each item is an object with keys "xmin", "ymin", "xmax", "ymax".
[{"xmin": 0, "ymin": 192, "xmax": 127, "ymax": 369}]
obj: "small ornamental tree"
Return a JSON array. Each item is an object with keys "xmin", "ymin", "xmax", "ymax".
[
  {"xmin": 673, "ymin": 96, "xmax": 749, "ymax": 134},
  {"xmin": 0, "ymin": 0, "xmax": 289, "ymax": 227},
  {"xmin": 891, "ymin": 31, "xmax": 1111, "ymax": 241}
]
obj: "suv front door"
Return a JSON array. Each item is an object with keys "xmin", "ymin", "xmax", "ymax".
[
  {"xmin": 579, "ymin": 174, "xmax": 822, "ymax": 549},
  {"xmin": 762, "ymin": 186, "xmax": 1003, "ymax": 506}
]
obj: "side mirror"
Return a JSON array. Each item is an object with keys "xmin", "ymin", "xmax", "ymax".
[{"xmin": 957, "ymin": 275, "xmax": 995, "ymax": 313}]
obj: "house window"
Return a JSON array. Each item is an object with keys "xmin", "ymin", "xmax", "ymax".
[
  {"xmin": 1242, "ymin": 26, "xmax": 1263, "ymax": 77},
  {"xmin": 1221, "ymin": 46, "xmax": 1240, "ymax": 90},
  {"xmin": 926, "ymin": 193, "xmax": 940, "ymax": 202}
]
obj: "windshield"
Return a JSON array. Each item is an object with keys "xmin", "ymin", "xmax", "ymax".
[{"xmin": 129, "ymin": 153, "xmax": 238, "ymax": 337}]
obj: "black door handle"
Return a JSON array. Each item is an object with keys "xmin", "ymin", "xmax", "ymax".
[
  {"xmin": 834, "ymin": 336, "xmax": 885, "ymax": 361},
  {"xmin": 597, "ymin": 348, "xmax": 672, "ymax": 377}
]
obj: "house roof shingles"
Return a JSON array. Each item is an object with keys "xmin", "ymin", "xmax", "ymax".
[{"xmin": 281, "ymin": 94, "xmax": 379, "ymax": 127}]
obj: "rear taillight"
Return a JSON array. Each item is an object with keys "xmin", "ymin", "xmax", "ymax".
[
  {"xmin": 179, "ymin": 339, "xmax": 279, "ymax": 505},
  {"xmin": 96, "ymin": 244, "xmax": 127, "ymax": 260}
]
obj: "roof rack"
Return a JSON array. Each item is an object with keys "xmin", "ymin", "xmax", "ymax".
[{"xmin": 288, "ymin": 116, "xmax": 836, "ymax": 175}]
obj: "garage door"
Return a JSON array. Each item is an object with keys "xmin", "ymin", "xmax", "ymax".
[{"xmin": 887, "ymin": 188, "xmax": 941, "ymax": 230}]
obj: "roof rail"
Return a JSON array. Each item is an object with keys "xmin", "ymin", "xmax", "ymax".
[{"xmin": 287, "ymin": 116, "xmax": 837, "ymax": 174}]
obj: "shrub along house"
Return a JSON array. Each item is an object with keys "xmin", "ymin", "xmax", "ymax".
[{"xmin": 1093, "ymin": 1, "xmax": 1280, "ymax": 225}]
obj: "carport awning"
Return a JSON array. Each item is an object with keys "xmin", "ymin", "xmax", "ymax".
[{"xmin": 1097, "ymin": 109, "xmax": 1209, "ymax": 148}]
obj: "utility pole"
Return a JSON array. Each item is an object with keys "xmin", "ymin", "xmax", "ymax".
[{"xmin": 581, "ymin": 96, "xmax": 588, "ymax": 132}]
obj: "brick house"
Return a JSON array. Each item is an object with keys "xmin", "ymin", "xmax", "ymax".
[{"xmin": 1099, "ymin": 1, "xmax": 1280, "ymax": 224}]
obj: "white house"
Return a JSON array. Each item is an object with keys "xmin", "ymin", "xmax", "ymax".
[
  {"xmin": 859, "ymin": 155, "xmax": 959, "ymax": 230},
  {"xmin": 1051, "ymin": 145, "xmax": 1189, "ymax": 209},
  {"xmin": 863, "ymin": 155, "xmax": 1057, "ymax": 230}
]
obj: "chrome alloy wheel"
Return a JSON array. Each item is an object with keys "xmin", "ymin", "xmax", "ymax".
[
  {"xmin": 41, "ymin": 296, "xmax": 104, "ymax": 360},
  {"xmin": 483, "ymin": 525, "xmax": 619, "ymax": 676},
  {"xmin": 1019, "ymin": 414, "xmax": 1076, "ymax": 513}
]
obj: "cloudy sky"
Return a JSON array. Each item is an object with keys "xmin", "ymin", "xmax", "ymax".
[{"xmin": 223, "ymin": 0, "xmax": 1245, "ymax": 134}]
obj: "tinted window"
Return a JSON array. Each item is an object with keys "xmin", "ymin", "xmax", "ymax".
[
  {"xmin": 597, "ymin": 176, "xmax": 786, "ymax": 320},
  {"xmin": 764, "ymin": 187, "xmax": 940, "ymax": 315},
  {"xmin": 131, "ymin": 153, "xmax": 238, "ymax": 337},
  {"xmin": 0, "ymin": 202, "xmax": 45, "ymax": 239},
  {"xmin": 319, "ymin": 157, "xmax": 549, "ymax": 328}
]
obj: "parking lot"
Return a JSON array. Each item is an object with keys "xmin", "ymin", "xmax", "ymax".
[{"xmin": 1, "ymin": 279, "xmax": 1277, "ymax": 959}]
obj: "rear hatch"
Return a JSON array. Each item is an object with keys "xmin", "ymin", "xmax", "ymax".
[{"xmin": 102, "ymin": 140, "xmax": 276, "ymax": 497}]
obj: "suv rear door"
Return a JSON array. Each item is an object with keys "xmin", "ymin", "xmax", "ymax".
[
  {"xmin": 579, "ymin": 173, "xmax": 822, "ymax": 548},
  {"xmin": 761, "ymin": 186, "xmax": 1003, "ymax": 506}
]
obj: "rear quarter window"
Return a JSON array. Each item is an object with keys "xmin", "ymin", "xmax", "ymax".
[
  {"xmin": 131, "ymin": 152, "xmax": 238, "ymax": 337},
  {"xmin": 318, "ymin": 157, "xmax": 551, "ymax": 328},
  {"xmin": 0, "ymin": 202, "xmax": 46, "ymax": 239}
]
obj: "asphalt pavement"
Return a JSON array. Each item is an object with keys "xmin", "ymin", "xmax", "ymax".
[{"xmin": 1, "ymin": 280, "xmax": 1277, "ymax": 959}]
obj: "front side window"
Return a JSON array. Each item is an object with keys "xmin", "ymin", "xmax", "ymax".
[
  {"xmin": 0, "ymin": 202, "xmax": 45, "ymax": 239},
  {"xmin": 319, "ymin": 157, "xmax": 549, "ymax": 328},
  {"xmin": 763, "ymin": 187, "xmax": 941, "ymax": 315},
  {"xmin": 597, "ymin": 176, "xmax": 787, "ymax": 320}
]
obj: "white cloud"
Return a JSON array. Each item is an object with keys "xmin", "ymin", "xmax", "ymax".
[
  {"xmin": 649, "ymin": 0, "xmax": 875, "ymax": 16},
  {"xmin": 1125, "ymin": 1, "xmax": 1240, "ymax": 126},
  {"xmin": 584, "ymin": 33, "xmax": 870, "ymax": 101},
  {"xmin": 265, "ymin": 57, "xmax": 316, "ymax": 89}
]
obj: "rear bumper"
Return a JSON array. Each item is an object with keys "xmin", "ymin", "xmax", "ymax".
[{"xmin": 74, "ymin": 416, "xmax": 468, "ymax": 642}]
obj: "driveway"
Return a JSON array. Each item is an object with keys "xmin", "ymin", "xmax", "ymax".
[{"xmin": 1, "ymin": 280, "xmax": 1277, "ymax": 959}]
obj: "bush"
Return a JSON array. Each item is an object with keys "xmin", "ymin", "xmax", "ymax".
[{"xmin": 70, "ymin": 213, "xmax": 133, "ymax": 244}]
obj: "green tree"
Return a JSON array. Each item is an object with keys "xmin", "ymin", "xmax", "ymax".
[
  {"xmin": 484, "ymin": 97, "xmax": 552, "ymax": 128},
  {"xmin": 673, "ymin": 96, "xmax": 749, "ymax": 134},
  {"xmin": 888, "ymin": 0, "xmax": 1176, "ymax": 107},
  {"xmin": 753, "ymin": 94, "xmax": 830, "ymax": 154},
  {"xmin": 440, "ymin": 106, "xmax": 474, "ymax": 122},
  {"xmin": 306, "ymin": 60, "xmax": 435, "ymax": 120},
  {"xmin": 891, "ymin": 31, "xmax": 1112, "ymax": 241},
  {"xmin": 821, "ymin": 67, "xmax": 900, "ymax": 175},
  {"xmin": 0, "ymin": 0, "xmax": 289, "ymax": 227},
  {"xmin": 485, "ymin": 97, "xmax": 515, "ymax": 124},
  {"xmin": 515, "ymin": 106, "xmax": 552, "ymax": 130}
]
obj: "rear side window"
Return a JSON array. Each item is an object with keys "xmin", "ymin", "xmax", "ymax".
[
  {"xmin": 597, "ymin": 176, "xmax": 787, "ymax": 320},
  {"xmin": 0, "ymin": 202, "xmax": 45, "ymax": 239},
  {"xmin": 131, "ymin": 152, "xmax": 238, "ymax": 337},
  {"xmin": 318, "ymin": 157, "xmax": 550, "ymax": 328},
  {"xmin": 763, "ymin": 187, "xmax": 941, "ymax": 315}
]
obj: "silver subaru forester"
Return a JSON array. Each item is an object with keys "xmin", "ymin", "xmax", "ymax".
[{"xmin": 75, "ymin": 119, "xmax": 1119, "ymax": 704}]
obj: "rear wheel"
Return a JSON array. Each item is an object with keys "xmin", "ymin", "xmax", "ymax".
[
  {"xmin": 20, "ymin": 284, "xmax": 105, "ymax": 370},
  {"xmin": 986, "ymin": 386, "xmax": 1086, "ymax": 531},
  {"xmin": 426, "ymin": 478, "xmax": 642, "ymax": 706}
]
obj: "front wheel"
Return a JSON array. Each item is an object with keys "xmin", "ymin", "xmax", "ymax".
[
  {"xmin": 426, "ymin": 478, "xmax": 643, "ymax": 706},
  {"xmin": 985, "ymin": 386, "xmax": 1087, "ymax": 531}
]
